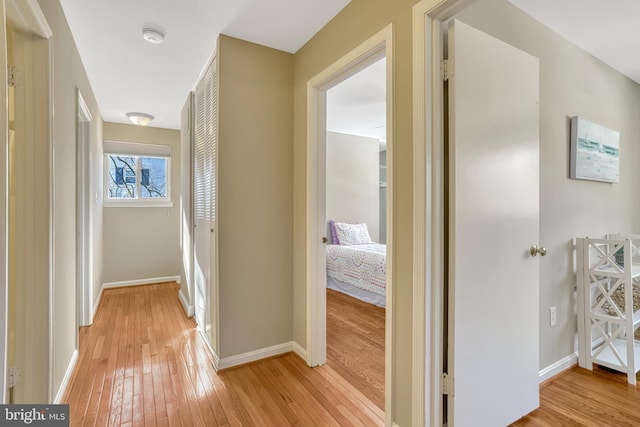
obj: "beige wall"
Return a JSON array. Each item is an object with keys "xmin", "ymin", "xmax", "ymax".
[
  {"xmin": 217, "ymin": 35, "xmax": 293, "ymax": 358},
  {"xmin": 38, "ymin": 0, "xmax": 104, "ymax": 401},
  {"xmin": 457, "ymin": 0, "xmax": 640, "ymax": 375},
  {"xmin": 326, "ymin": 132, "xmax": 380, "ymax": 242},
  {"xmin": 292, "ymin": 0, "xmax": 418, "ymax": 423},
  {"xmin": 102, "ymin": 123, "xmax": 181, "ymax": 284}
]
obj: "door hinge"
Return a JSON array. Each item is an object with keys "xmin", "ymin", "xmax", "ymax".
[
  {"xmin": 7, "ymin": 367, "xmax": 21, "ymax": 389},
  {"xmin": 441, "ymin": 58, "xmax": 454, "ymax": 81},
  {"xmin": 441, "ymin": 372, "xmax": 454, "ymax": 396},
  {"xmin": 7, "ymin": 66, "xmax": 20, "ymax": 87}
]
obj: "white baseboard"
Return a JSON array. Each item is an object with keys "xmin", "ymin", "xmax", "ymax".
[
  {"xmin": 293, "ymin": 342, "xmax": 306, "ymax": 360},
  {"xmin": 91, "ymin": 286, "xmax": 103, "ymax": 322},
  {"xmin": 178, "ymin": 289, "xmax": 194, "ymax": 317},
  {"xmin": 196, "ymin": 329, "xmax": 220, "ymax": 370},
  {"xmin": 102, "ymin": 275, "xmax": 181, "ymax": 289},
  {"xmin": 54, "ymin": 349, "xmax": 78, "ymax": 404},
  {"xmin": 538, "ymin": 352, "xmax": 578, "ymax": 383},
  {"xmin": 217, "ymin": 342, "xmax": 299, "ymax": 371}
]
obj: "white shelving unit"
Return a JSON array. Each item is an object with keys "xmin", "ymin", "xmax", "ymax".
[{"xmin": 576, "ymin": 237, "xmax": 640, "ymax": 384}]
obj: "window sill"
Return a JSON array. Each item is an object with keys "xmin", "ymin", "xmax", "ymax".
[{"xmin": 104, "ymin": 200, "xmax": 174, "ymax": 208}]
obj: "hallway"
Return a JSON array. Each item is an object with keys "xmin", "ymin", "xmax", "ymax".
[{"xmin": 63, "ymin": 283, "xmax": 384, "ymax": 426}]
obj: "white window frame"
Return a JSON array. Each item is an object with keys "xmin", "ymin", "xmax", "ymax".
[{"xmin": 103, "ymin": 140, "xmax": 173, "ymax": 208}]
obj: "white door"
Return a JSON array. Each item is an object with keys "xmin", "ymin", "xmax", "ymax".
[
  {"xmin": 447, "ymin": 20, "xmax": 539, "ymax": 426},
  {"xmin": 193, "ymin": 57, "xmax": 218, "ymax": 351}
]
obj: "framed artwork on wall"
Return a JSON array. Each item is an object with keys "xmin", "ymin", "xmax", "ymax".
[{"xmin": 570, "ymin": 116, "xmax": 620, "ymax": 183}]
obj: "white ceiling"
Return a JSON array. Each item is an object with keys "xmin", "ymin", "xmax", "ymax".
[
  {"xmin": 59, "ymin": 1, "xmax": 640, "ymax": 133},
  {"xmin": 59, "ymin": 0, "xmax": 351, "ymax": 130},
  {"xmin": 509, "ymin": 0, "xmax": 640, "ymax": 85},
  {"xmin": 327, "ymin": 57, "xmax": 386, "ymax": 146}
]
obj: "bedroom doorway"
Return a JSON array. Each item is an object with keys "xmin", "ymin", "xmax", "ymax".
[
  {"xmin": 324, "ymin": 56, "xmax": 387, "ymax": 410},
  {"xmin": 306, "ymin": 24, "xmax": 394, "ymax": 417}
]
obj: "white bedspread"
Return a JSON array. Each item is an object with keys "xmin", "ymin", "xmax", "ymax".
[{"xmin": 326, "ymin": 243, "xmax": 386, "ymax": 296}]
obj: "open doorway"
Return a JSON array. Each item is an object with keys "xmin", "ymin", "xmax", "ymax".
[
  {"xmin": 324, "ymin": 56, "xmax": 387, "ymax": 408},
  {"xmin": 305, "ymin": 24, "xmax": 393, "ymax": 417}
]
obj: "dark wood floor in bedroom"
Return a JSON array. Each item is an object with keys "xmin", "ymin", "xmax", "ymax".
[{"xmin": 326, "ymin": 288, "xmax": 385, "ymax": 410}]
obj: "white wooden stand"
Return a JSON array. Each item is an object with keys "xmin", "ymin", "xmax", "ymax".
[{"xmin": 576, "ymin": 237, "xmax": 640, "ymax": 384}]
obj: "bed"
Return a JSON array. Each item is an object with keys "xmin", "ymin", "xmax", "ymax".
[{"xmin": 325, "ymin": 221, "xmax": 386, "ymax": 307}]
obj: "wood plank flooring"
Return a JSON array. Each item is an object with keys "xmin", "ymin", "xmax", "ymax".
[
  {"xmin": 63, "ymin": 282, "xmax": 384, "ymax": 426},
  {"xmin": 513, "ymin": 365, "xmax": 640, "ymax": 426},
  {"xmin": 326, "ymin": 289, "xmax": 385, "ymax": 410}
]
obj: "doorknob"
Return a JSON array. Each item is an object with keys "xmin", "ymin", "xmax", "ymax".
[
  {"xmin": 530, "ymin": 244, "xmax": 547, "ymax": 257},
  {"xmin": 322, "ymin": 237, "xmax": 328, "ymax": 244}
]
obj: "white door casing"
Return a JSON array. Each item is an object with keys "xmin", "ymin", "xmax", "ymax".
[
  {"xmin": 447, "ymin": 19, "xmax": 539, "ymax": 426},
  {"xmin": 76, "ymin": 89, "xmax": 93, "ymax": 330},
  {"xmin": 180, "ymin": 93, "xmax": 194, "ymax": 317},
  {"xmin": 412, "ymin": 1, "xmax": 480, "ymax": 424},
  {"xmin": 306, "ymin": 24, "xmax": 394, "ymax": 424}
]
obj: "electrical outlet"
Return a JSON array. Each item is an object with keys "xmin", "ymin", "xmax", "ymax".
[{"xmin": 549, "ymin": 306, "xmax": 557, "ymax": 326}]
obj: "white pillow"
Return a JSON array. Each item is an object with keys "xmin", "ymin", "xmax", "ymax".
[{"xmin": 334, "ymin": 222, "xmax": 372, "ymax": 245}]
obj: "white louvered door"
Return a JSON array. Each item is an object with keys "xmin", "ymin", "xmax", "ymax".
[{"xmin": 193, "ymin": 57, "xmax": 218, "ymax": 352}]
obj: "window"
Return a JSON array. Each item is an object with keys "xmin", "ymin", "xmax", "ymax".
[{"xmin": 104, "ymin": 141, "xmax": 172, "ymax": 207}]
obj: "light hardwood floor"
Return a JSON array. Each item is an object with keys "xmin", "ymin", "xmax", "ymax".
[
  {"xmin": 326, "ymin": 289, "xmax": 385, "ymax": 410},
  {"xmin": 63, "ymin": 282, "xmax": 384, "ymax": 426},
  {"xmin": 64, "ymin": 281, "xmax": 640, "ymax": 426},
  {"xmin": 513, "ymin": 365, "xmax": 640, "ymax": 426}
]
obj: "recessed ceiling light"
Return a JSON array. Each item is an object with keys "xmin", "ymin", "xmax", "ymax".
[
  {"xmin": 126, "ymin": 112, "xmax": 154, "ymax": 126},
  {"xmin": 142, "ymin": 28, "xmax": 165, "ymax": 44}
]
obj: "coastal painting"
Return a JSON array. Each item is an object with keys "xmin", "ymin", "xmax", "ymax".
[{"xmin": 570, "ymin": 116, "xmax": 620, "ymax": 183}]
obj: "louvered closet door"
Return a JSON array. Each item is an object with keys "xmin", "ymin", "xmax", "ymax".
[{"xmin": 193, "ymin": 57, "xmax": 218, "ymax": 352}]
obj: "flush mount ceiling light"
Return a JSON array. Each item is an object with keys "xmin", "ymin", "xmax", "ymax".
[
  {"xmin": 142, "ymin": 27, "xmax": 165, "ymax": 44},
  {"xmin": 126, "ymin": 112, "xmax": 154, "ymax": 126}
]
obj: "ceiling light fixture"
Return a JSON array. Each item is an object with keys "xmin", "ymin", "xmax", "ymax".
[
  {"xmin": 126, "ymin": 112, "xmax": 154, "ymax": 126},
  {"xmin": 142, "ymin": 27, "xmax": 165, "ymax": 44}
]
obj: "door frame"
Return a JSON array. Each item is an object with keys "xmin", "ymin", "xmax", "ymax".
[
  {"xmin": 76, "ymin": 89, "xmax": 93, "ymax": 331},
  {"xmin": 411, "ymin": 0, "xmax": 477, "ymax": 425},
  {"xmin": 3, "ymin": 0, "xmax": 52, "ymax": 403},
  {"xmin": 306, "ymin": 23, "xmax": 394, "ymax": 421}
]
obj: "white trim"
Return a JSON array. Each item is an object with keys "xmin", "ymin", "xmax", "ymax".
[
  {"xmin": 46, "ymin": 37, "xmax": 54, "ymax": 403},
  {"xmin": 102, "ymin": 275, "xmax": 181, "ymax": 289},
  {"xmin": 53, "ymin": 349, "xmax": 78, "ymax": 404},
  {"xmin": 92, "ymin": 286, "xmax": 103, "ymax": 322},
  {"xmin": 0, "ymin": 0, "xmax": 8, "ymax": 404},
  {"xmin": 539, "ymin": 353, "xmax": 578, "ymax": 383},
  {"xmin": 6, "ymin": 0, "xmax": 52, "ymax": 39},
  {"xmin": 212, "ymin": 349, "xmax": 220, "ymax": 372},
  {"xmin": 217, "ymin": 342, "xmax": 298, "ymax": 371},
  {"xmin": 104, "ymin": 201, "xmax": 174, "ymax": 208},
  {"xmin": 412, "ymin": 1, "xmax": 478, "ymax": 426},
  {"xmin": 306, "ymin": 23, "xmax": 394, "ymax": 426},
  {"xmin": 178, "ymin": 289, "xmax": 194, "ymax": 317},
  {"xmin": 292, "ymin": 342, "xmax": 307, "ymax": 361},
  {"xmin": 195, "ymin": 329, "xmax": 220, "ymax": 371},
  {"xmin": 103, "ymin": 140, "xmax": 171, "ymax": 157},
  {"xmin": 76, "ymin": 89, "xmax": 93, "ymax": 331}
]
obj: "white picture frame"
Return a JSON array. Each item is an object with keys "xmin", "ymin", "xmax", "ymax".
[{"xmin": 570, "ymin": 116, "xmax": 620, "ymax": 183}]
